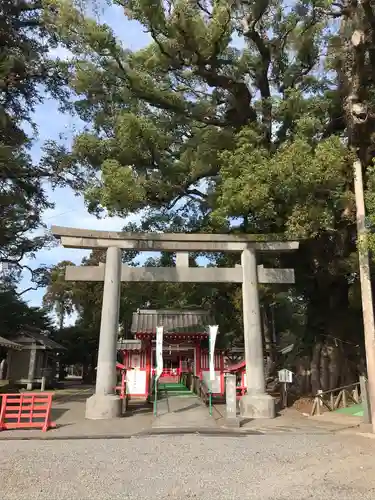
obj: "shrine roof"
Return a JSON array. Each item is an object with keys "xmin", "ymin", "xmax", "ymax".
[
  {"xmin": 12, "ymin": 330, "xmax": 66, "ymax": 351},
  {"xmin": 131, "ymin": 309, "xmax": 215, "ymax": 335},
  {"xmin": 0, "ymin": 336, "xmax": 22, "ymax": 350}
]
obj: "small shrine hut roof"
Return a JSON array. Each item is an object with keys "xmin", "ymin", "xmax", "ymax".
[
  {"xmin": 0, "ymin": 336, "xmax": 22, "ymax": 350},
  {"xmin": 12, "ymin": 330, "xmax": 66, "ymax": 351},
  {"xmin": 131, "ymin": 309, "xmax": 215, "ymax": 340}
]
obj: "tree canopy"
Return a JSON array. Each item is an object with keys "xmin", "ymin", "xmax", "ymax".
[
  {"xmin": 0, "ymin": 0, "xmax": 86, "ymax": 338},
  {"xmin": 38, "ymin": 0, "xmax": 375, "ymax": 392},
  {"xmin": 0, "ymin": 286, "xmax": 53, "ymax": 339},
  {"xmin": 0, "ymin": 0, "xmax": 87, "ymax": 279},
  {"xmin": 2, "ymin": 0, "xmax": 375, "ymax": 393}
]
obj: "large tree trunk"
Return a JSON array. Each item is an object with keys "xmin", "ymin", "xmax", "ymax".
[
  {"xmin": 295, "ymin": 355, "xmax": 311, "ymax": 395},
  {"xmin": 320, "ymin": 344, "xmax": 330, "ymax": 391},
  {"xmin": 327, "ymin": 345, "xmax": 341, "ymax": 390},
  {"xmin": 262, "ymin": 305, "xmax": 277, "ymax": 384},
  {"xmin": 262, "ymin": 305, "xmax": 275, "ymax": 361},
  {"xmin": 311, "ymin": 342, "xmax": 322, "ymax": 395}
]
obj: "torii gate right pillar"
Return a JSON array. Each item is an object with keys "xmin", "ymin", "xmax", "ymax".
[{"xmin": 240, "ymin": 248, "xmax": 275, "ymax": 419}]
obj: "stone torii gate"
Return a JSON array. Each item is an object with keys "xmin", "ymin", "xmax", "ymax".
[{"xmin": 51, "ymin": 226, "xmax": 299, "ymax": 421}]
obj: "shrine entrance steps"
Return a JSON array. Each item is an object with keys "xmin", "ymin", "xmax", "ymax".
[
  {"xmin": 158, "ymin": 382, "xmax": 193, "ymax": 398},
  {"xmin": 152, "ymin": 383, "xmax": 216, "ymax": 430}
]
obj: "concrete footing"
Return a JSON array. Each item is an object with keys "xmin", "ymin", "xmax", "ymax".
[
  {"xmin": 85, "ymin": 394, "xmax": 121, "ymax": 420},
  {"xmin": 240, "ymin": 393, "xmax": 275, "ymax": 419},
  {"xmin": 224, "ymin": 417, "xmax": 241, "ymax": 428}
]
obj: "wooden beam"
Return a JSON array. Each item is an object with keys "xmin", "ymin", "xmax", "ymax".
[{"xmin": 65, "ymin": 265, "xmax": 295, "ymax": 284}]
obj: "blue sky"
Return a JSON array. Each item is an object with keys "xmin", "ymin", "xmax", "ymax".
[{"xmin": 19, "ymin": 4, "xmax": 152, "ymax": 313}]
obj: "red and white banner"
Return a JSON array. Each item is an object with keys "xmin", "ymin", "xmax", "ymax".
[
  {"xmin": 208, "ymin": 325, "xmax": 218, "ymax": 382},
  {"xmin": 155, "ymin": 326, "xmax": 164, "ymax": 381}
]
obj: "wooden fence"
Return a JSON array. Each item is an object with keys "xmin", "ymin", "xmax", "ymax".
[{"xmin": 310, "ymin": 382, "xmax": 360, "ymax": 416}]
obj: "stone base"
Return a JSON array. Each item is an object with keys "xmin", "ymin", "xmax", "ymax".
[
  {"xmin": 85, "ymin": 394, "xmax": 121, "ymax": 420},
  {"xmin": 224, "ymin": 417, "xmax": 241, "ymax": 428},
  {"xmin": 240, "ymin": 393, "xmax": 275, "ymax": 419}
]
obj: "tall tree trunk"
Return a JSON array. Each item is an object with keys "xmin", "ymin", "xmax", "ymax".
[
  {"xmin": 262, "ymin": 305, "xmax": 277, "ymax": 385},
  {"xmin": 295, "ymin": 355, "xmax": 311, "ymax": 395},
  {"xmin": 57, "ymin": 308, "xmax": 65, "ymax": 381},
  {"xmin": 327, "ymin": 345, "xmax": 341, "ymax": 390},
  {"xmin": 320, "ymin": 344, "xmax": 330, "ymax": 391},
  {"xmin": 311, "ymin": 342, "xmax": 322, "ymax": 395},
  {"xmin": 58, "ymin": 310, "xmax": 64, "ymax": 331}
]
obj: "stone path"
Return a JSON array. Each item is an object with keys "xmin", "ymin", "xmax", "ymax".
[
  {"xmin": 0, "ymin": 385, "xmax": 366, "ymax": 440},
  {"xmin": 213, "ymin": 404, "xmax": 363, "ymax": 435},
  {"xmin": 0, "ymin": 393, "xmax": 153, "ymax": 440},
  {"xmin": 2, "ymin": 433, "xmax": 375, "ymax": 499},
  {"xmin": 153, "ymin": 394, "xmax": 216, "ymax": 429}
]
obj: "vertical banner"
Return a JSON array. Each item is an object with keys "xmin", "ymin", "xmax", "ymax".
[
  {"xmin": 155, "ymin": 326, "xmax": 164, "ymax": 381},
  {"xmin": 208, "ymin": 325, "xmax": 218, "ymax": 382}
]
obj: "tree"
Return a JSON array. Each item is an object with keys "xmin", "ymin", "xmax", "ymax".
[
  {"xmin": 0, "ymin": 286, "xmax": 52, "ymax": 337},
  {"xmin": 43, "ymin": 261, "xmax": 78, "ymax": 329},
  {"xmin": 0, "ymin": 0, "xmax": 87, "ymax": 289},
  {"xmin": 43, "ymin": 0, "xmax": 375, "ymax": 392}
]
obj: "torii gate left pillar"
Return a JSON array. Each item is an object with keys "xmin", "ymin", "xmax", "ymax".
[{"xmin": 85, "ymin": 247, "xmax": 122, "ymax": 419}]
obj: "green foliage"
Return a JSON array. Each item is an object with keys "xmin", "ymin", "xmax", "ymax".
[
  {"xmin": 43, "ymin": 0, "xmax": 344, "ymax": 222},
  {"xmin": 0, "ymin": 0, "xmax": 86, "ymax": 270},
  {"xmin": 37, "ymin": 0, "xmax": 375, "ymax": 365},
  {"xmin": 214, "ymin": 132, "xmax": 351, "ymax": 238},
  {"xmin": 43, "ymin": 261, "xmax": 78, "ymax": 329},
  {"xmin": 0, "ymin": 286, "xmax": 53, "ymax": 339},
  {"xmin": 51, "ymin": 324, "xmax": 98, "ymax": 367}
]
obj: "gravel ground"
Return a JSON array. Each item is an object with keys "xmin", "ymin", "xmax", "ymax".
[{"xmin": 1, "ymin": 433, "xmax": 374, "ymax": 500}]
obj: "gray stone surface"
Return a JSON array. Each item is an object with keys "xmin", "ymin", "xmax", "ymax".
[
  {"xmin": 153, "ymin": 396, "xmax": 216, "ymax": 429},
  {"xmin": 360, "ymin": 375, "xmax": 371, "ymax": 424},
  {"xmin": 51, "ymin": 225, "xmax": 300, "ymax": 251},
  {"xmin": 240, "ymin": 393, "xmax": 276, "ymax": 419},
  {"xmin": 241, "ymin": 247, "xmax": 271, "ymax": 411},
  {"xmin": 85, "ymin": 394, "xmax": 121, "ymax": 420},
  {"xmin": 225, "ymin": 374, "xmax": 240, "ymax": 428},
  {"xmin": 0, "ymin": 394, "xmax": 153, "ymax": 439},
  {"xmin": 224, "ymin": 417, "xmax": 241, "ymax": 428},
  {"xmin": 93, "ymin": 246, "xmax": 121, "ymax": 402},
  {"xmin": 65, "ymin": 264, "xmax": 294, "ymax": 284},
  {"xmin": 1, "ymin": 433, "xmax": 375, "ymax": 500}
]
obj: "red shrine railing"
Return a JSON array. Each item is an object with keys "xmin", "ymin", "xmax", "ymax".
[
  {"xmin": 152, "ymin": 361, "xmax": 193, "ymax": 382},
  {"xmin": 152, "ymin": 368, "xmax": 181, "ymax": 383},
  {"xmin": 115, "ymin": 362, "xmax": 127, "ymax": 400},
  {"xmin": 225, "ymin": 360, "xmax": 247, "ymax": 400}
]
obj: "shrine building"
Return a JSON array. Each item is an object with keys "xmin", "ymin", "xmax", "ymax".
[{"xmin": 117, "ymin": 309, "xmax": 226, "ymax": 399}]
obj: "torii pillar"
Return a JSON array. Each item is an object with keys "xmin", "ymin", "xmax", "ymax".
[
  {"xmin": 86, "ymin": 247, "xmax": 122, "ymax": 419},
  {"xmin": 240, "ymin": 248, "xmax": 274, "ymax": 418}
]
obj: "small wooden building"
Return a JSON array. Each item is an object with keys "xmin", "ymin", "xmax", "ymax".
[
  {"xmin": 7, "ymin": 330, "xmax": 65, "ymax": 390},
  {"xmin": 0, "ymin": 336, "xmax": 23, "ymax": 390}
]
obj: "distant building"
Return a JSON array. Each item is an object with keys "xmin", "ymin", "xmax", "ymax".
[{"xmin": 6, "ymin": 330, "xmax": 65, "ymax": 390}]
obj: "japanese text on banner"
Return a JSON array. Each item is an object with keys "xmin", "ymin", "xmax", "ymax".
[
  {"xmin": 209, "ymin": 325, "xmax": 218, "ymax": 382},
  {"xmin": 156, "ymin": 326, "xmax": 163, "ymax": 381}
]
